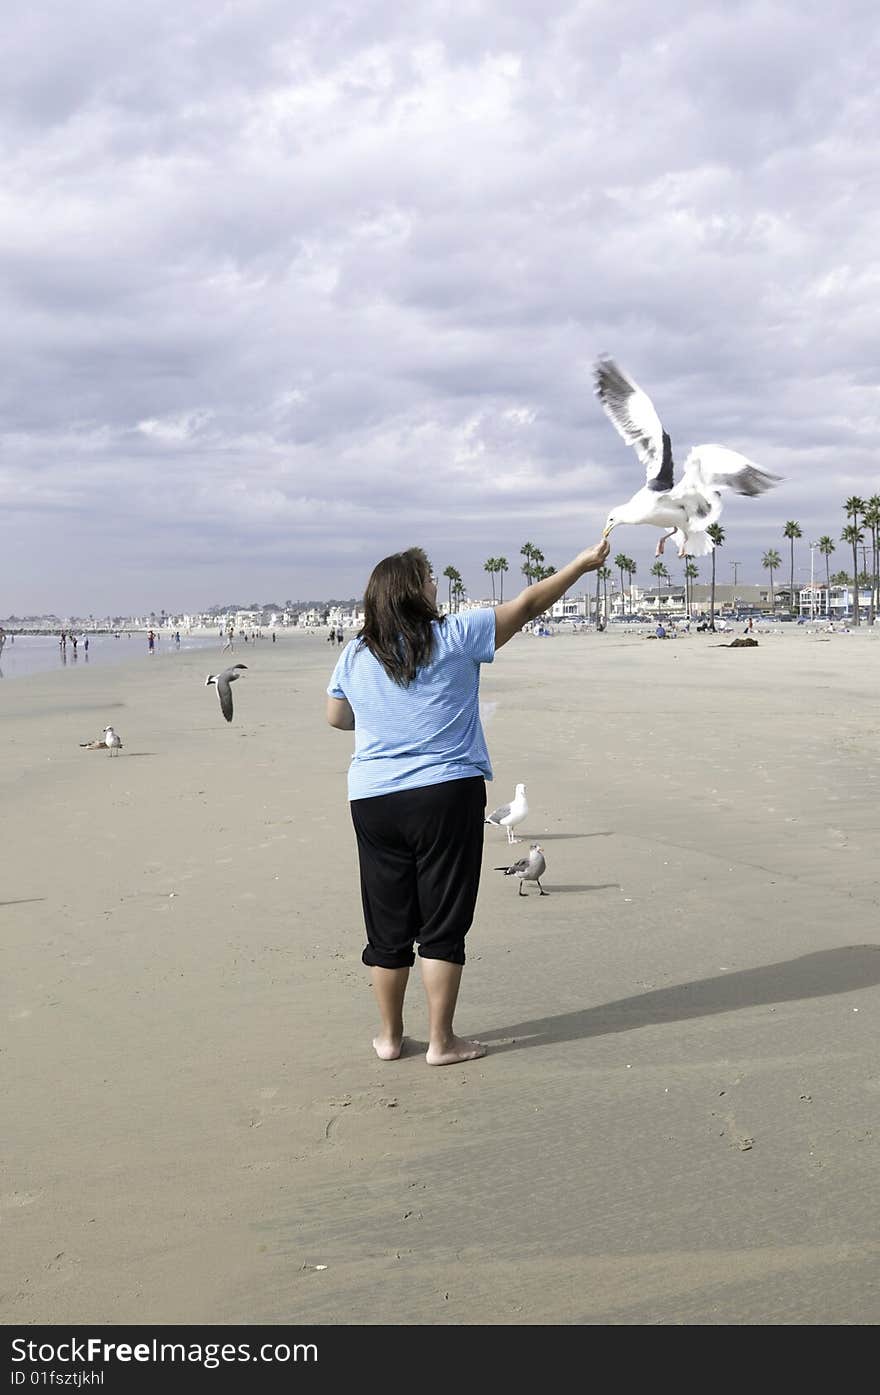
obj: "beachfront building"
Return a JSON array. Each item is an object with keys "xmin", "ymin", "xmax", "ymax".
[
  {"xmin": 550, "ymin": 594, "xmax": 590, "ymax": 621},
  {"xmin": 798, "ymin": 581, "xmax": 873, "ymax": 620},
  {"xmin": 640, "ymin": 586, "xmax": 687, "ymax": 616},
  {"xmin": 689, "ymin": 583, "xmax": 766, "ymax": 613}
]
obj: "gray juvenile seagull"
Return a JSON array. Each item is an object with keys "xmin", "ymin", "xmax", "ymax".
[
  {"xmin": 594, "ymin": 356, "xmax": 781, "ymax": 559},
  {"xmin": 205, "ymin": 664, "xmax": 248, "ymax": 722},
  {"xmin": 485, "ymin": 783, "xmax": 528, "ymax": 844},
  {"xmin": 495, "ymin": 843, "xmax": 547, "ymax": 896}
]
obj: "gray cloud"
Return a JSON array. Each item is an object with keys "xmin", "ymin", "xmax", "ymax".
[{"xmin": 1, "ymin": 0, "xmax": 879, "ymax": 613}]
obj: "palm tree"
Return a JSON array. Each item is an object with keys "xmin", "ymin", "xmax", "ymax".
[
  {"xmin": 706, "ymin": 523, "xmax": 724, "ymax": 631},
  {"xmin": 496, "ymin": 556, "xmax": 508, "ymax": 602},
  {"xmin": 841, "ymin": 523, "xmax": 863, "ymax": 624},
  {"xmin": 598, "ymin": 565, "xmax": 611, "ymax": 622},
  {"xmin": 614, "ymin": 552, "xmax": 629, "ymax": 614},
  {"xmin": 762, "ymin": 548, "xmax": 782, "ymax": 614},
  {"xmin": 451, "ymin": 578, "xmax": 466, "ymax": 611},
  {"xmin": 684, "ymin": 560, "xmax": 699, "ymax": 618},
  {"xmin": 783, "ymin": 521, "xmax": 802, "ymax": 615},
  {"xmin": 626, "ymin": 558, "xmax": 637, "ymax": 615},
  {"xmin": 818, "ymin": 536, "xmax": 835, "ymax": 621},
  {"xmin": 650, "ymin": 560, "xmax": 668, "ymax": 614},
  {"xmin": 844, "ymin": 497, "xmax": 865, "ymax": 624},
  {"xmin": 862, "ymin": 496, "xmax": 880, "ymax": 624},
  {"xmin": 520, "ymin": 542, "xmax": 536, "ymax": 585},
  {"xmin": 484, "ymin": 557, "xmax": 497, "ymax": 603},
  {"xmin": 442, "ymin": 565, "xmax": 459, "ymax": 613}
]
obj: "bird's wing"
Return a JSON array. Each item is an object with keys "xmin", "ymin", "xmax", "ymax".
[
  {"xmin": 486, "ymin": 802, "xmax": 512, "ymax": 824},
  {"xmin": 594, "ymin": 357, "xmax": 674, "ymax": 490},
  {"xmin": 496, "ymin": 858, "xmax": 529, "ymax": 875},
  {"xmin": 677, "ymin": 446, "xmax": 781, "ymax": 498},
  {"xmin": 217, "ymin": 678, "xmax": 234, "ymax": 722}
]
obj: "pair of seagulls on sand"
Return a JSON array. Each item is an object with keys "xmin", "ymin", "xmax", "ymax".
[
  {"xmin": 595, "ymin": 357, "xmax": 781, "ymax": 558},
  {"xmin": 485, "ymin": 783, "xmax": 548, "ymax": 895}
]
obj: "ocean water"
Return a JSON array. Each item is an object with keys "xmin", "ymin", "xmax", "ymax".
[{"xmin": 0, "ymin": 631, "xmax": 220, "ymax": 682}]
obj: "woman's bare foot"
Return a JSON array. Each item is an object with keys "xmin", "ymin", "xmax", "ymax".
[
  {"xmin": 425, "ymin": 1037, "xmax": 486, "ymax": 1066},
  {"xmin": 373, "ymin": 1035, "xmax": 404, "ymax": 1061}
]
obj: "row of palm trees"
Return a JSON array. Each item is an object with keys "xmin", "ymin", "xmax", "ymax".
[{"xmin": 768, "ymin": 496, "xmax": 880, "ymax": 624}]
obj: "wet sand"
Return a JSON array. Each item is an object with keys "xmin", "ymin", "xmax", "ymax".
[{"xmin": 3, "ymin": 625, "xmax": 880, "ymax": 1325}]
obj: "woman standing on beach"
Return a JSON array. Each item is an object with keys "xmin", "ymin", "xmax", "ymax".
[{"xmin": 326, "ymin": 535, "xmax": 609, "ymax": 1065}]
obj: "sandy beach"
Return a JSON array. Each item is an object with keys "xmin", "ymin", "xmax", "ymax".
[{"xmin": 3, "ymin": 624, "xmax": 880, "ymax": 1325}]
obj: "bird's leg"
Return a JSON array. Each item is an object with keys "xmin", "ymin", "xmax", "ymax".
[
  {"xmin": 518, "ymin": 882, "xmax": 526, "ymax": 896},
  {"xmin": 507, "ymin": 827, "xmax": 515, "ymax": 844},
  {"xmin": 655, "ymin": 528, "xmax": 676, "ymax": 557},
  {"xmin": 537, "ymin": 881, "xmax": 548, "ymax": 896}
]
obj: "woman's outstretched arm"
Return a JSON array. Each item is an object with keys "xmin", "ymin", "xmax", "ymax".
[{"xmin": 494, "ymin": 537, "xmax": 610, "ymax": 649}]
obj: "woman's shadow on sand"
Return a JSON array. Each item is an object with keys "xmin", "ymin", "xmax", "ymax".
[{"xmin": 480, "ymin": 946, "xmax": 880, "ymax": 1053}]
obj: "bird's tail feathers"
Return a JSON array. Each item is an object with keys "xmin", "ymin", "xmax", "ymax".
[{"xmin": 680, "ymin": 528, "xmax": 715, "ymax": 557}]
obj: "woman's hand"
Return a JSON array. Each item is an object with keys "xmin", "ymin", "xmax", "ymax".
[{"xmin": 577, "ymin": 538, "xmax": 611, "ymax": 573}]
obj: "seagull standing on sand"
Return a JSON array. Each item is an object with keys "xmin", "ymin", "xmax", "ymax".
[
  {"xmin": 103, "ymin": 726, "xmax": 123, "ymax": 756},
  {"xmin": 205, "ymin": 664, "xmax": 248, "ymax": 722},
  {"xmin": 495, "ymin": 843, "xmax": 547, "ymax": 896},
  {"xmin": 594, "ymin": 357, "xmax": 780, "ymax": 559},
  {"xmin": 485, "ymin": 783, "xmax": 528, "ymax": 844}
]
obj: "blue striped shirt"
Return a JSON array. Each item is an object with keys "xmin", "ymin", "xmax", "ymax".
[{"xmin": 327, "ymin": 608, "xmax": 496, "ymax": 800}]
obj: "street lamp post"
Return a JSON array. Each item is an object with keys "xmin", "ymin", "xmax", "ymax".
[
  {"xmin": 809, "ymin": 541, "xmax": 818, "ymax": 620},
  {"xmin": 730, "ymin": 561, "xmax": 741, "ymax": 614}
]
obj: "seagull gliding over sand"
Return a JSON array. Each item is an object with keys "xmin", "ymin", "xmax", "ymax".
[{"xmin": 206, "ymin": 664, "xmax": 248, "ymax": 723}]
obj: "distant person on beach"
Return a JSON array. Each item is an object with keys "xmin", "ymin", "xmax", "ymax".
[
  {"xmin": 71, "ymin": 634, "xmax": 78, "ymax": 654},
  {"xmin": 84, "ymin": 636, "xmax": 89, "ymax": 654},
  {"xmin": 328, "ymin": 627, "xmax": 336, "ymax": 644},
  {"xmin": 148, "ymin": 630, "xmax": 155, "ymax": 653},
  {"xmin": 326, "ymin": 535, "xmax": 610, "ymax": 1067},
  {"xmin": 222, "ymin": 627, "xmax": 234, "ymax": 653},
  {"xmin": 337, "ymin": 628, "xmax": 344, "ymax": 645},
  {"xmin": 655, "ymin": 621, "xmax": 666, "ymax": 638}
]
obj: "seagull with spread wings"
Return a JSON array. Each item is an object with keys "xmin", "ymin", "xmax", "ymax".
[{"xmin": 594, "ymin": 357, "xmax": 780, "ymax": 558}]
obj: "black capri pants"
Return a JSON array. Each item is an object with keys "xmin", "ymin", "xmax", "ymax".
[{"xmin": 350, "ymin": 776, "xmax": 487, "ymax": 969}]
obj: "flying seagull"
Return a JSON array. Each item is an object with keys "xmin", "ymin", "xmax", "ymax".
[
  {"xmin": 485, "ymin": 783, "xmax": 528, "ymax": 844},
  {"xmin": 594, "ymin": 357, "xmax": 781, "ymax": 558},
  {"xmin": 103, "ymin": 726, "xmax": 123, "ymax": 756},
  {"xmin": 205, "ymin": 664, "xmax": 248, "ymax": 722},
  {"xmin": 495, "ymin": 843, "xmax": 547, "ymax": 896}
]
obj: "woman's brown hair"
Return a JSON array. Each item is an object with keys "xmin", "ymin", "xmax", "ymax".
[{"xmin": 358, "ymin": 546, "xmax": 443, "ymax": 685}]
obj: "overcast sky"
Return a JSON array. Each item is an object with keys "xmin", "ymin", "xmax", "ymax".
[{"xmin": 2, "ymin": 0, "xmax": 879, "ymax": 614}]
